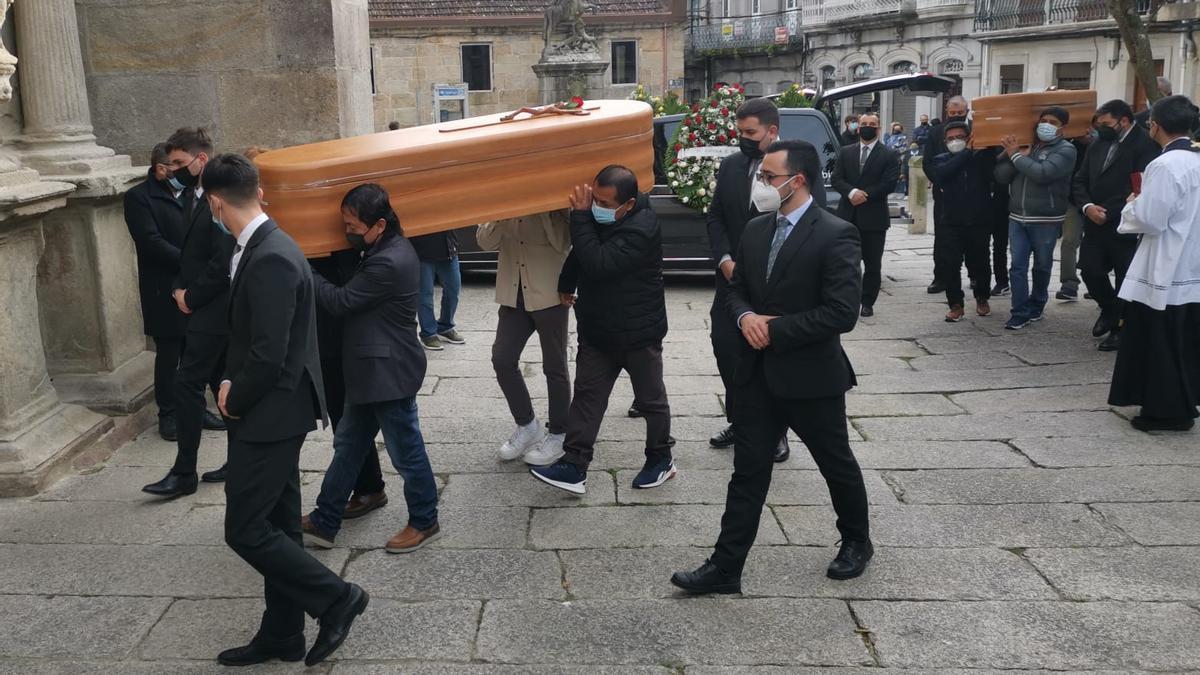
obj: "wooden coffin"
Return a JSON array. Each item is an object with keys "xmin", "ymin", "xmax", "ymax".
[
  {"xmin": 255, "ymin": 100, "xmax": 654, "ymax": 257},
  {"xmin": 971, "ymin": 90, "xmax": 1098, "ymax": 147}
]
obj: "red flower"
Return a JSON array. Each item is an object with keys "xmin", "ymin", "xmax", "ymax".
[
  {"xmin": 688, "ymin": 132, "xmax": 697, "ymax": 141},
  {"xmin": 711, "ymin": 99, "xmax": 718, "ymax": 107},
  {"xmin": 707, "ymin": 122, "xmax": 717, "ymax": 131},
  {"xmin": 717, "ymin": 134, "xmax": 727, "ymax": 143},
  {"xmin": 721, "ymin": 108, "xmax": 731, "ymax": 117},
  {"xmin": 674, "ymin": 143, "xmax": 682, "ymax": 152},
  {"xmin": 569, "ymin": 96, "xmax": 585, "ymax": 109},
  {"xmin": 691, "ymin": 104, "xmax": 700, "ymax": 112}
]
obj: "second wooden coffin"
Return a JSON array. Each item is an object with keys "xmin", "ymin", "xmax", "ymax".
[
  {"xmin": 971, "ymin": 90, "xmax": 1098, "ymax": 147},
  {"xmin": 255, "ymin": 100, "xmax": 654, "ymax": 257}
]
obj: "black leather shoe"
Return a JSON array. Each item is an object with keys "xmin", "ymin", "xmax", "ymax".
[
  {"xmin": 1098, "ymin": 331, "xmax": 1121, "ymax": 352},
  {"xmin": 1131, "ymin": 416, "xmax": 1196, "ymax": 433},
  {"xmin": 860, "ymin": 305, "xmax": 874, "ymax": 318},
  {"xmin": 201, "ymin": 464, "xmax": 228, "ymax": 483},
  {"xmin": 927, "ymin": 280, "xmax": 945, "ymax": 294},
  {"xmin": 709, "ymin": 424, "xmax": 735, "ymax": 449},
  {"xmin": 627, "ymin": 402, "xmax": 644, "ymax": 418},
  {"xmin": 1092, "ymin": 311, "xmax": 1118, "ymax": 338},
  {"xmin": 774, "ymin": 436, "xmax": 790, "ymax": 463},
  {"xmin": 670, "ymin": 560, "xmax": 742, "ymax": 595},
  {"xmin": 203, "ymin": 410, "xmax": 227, "ymax": 431},
  {"xmin": 158, "ymin": 417, "xmax": 177, "ymax": 442},
  {"xmin": 142, "ymin": 472, "xmax": 198, "ymax": 498},
  {"xmin": 217, "ymin": 634, "xmax": 305, "ymax": 667},
  {"xmin": 306, "ymin": 583, "xmax": 369, "ymax": 666},
  {"xmin": 827, "ymin": 540, "xmax": 874, "ymax": 580}
]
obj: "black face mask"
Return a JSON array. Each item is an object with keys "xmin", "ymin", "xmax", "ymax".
[
  {"xmin": 858, "ymin": 126, "xmax": 878, "ymax": 142},
  {"xmin": 920, "ymin": 121, "xmax": 929, "ymax": 126},
  {"xmin": 173, "ymin": 166, "xmax": 199, "ymax": 189},
  {"xmin": 1096, "ymin": 124, "xmax": 1120, "ymax": 142},
  {"xmin": 739, "ymin": 136, "xmax": 765, "ymax": 160},
  {"xmin": 948, "ymin": 113, "xmax": 968, "ymax": 122},
  {"xmin": 346, "ymin": 232, "xmax": 370, "ymax": 252}
]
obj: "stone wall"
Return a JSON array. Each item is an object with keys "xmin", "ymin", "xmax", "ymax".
[
  {"xmin": 74, "ymin": 0, "xmax": 373, "ymax": 163},
  {"xmin": 371, "ymin": 22, "xmax": 687, "ymax": 129}
]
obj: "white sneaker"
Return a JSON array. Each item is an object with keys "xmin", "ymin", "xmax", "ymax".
[
  {"xmin": 498, "ymin": 420, "xmax": 544, "ymax": 461},
  {"xmin": 524, "ymin": 432, "xmax": 565, "ymax": 466}
]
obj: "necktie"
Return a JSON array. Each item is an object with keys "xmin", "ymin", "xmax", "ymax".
[
  {"xmin": 1102, "ymin": 142, "xmax": 1118, "ymax": 172},
  {"xmin": 766, "ymin": 215, "xmax": 790, "ymax": 279},
  {"xmin": 860, "ymin": 144, "xmax": 871, "ymax": 169}
]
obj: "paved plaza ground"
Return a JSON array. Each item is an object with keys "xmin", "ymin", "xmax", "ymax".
[{"xmin": 2, "ymin": 224, "xmax": 1199, "ymax": 673}]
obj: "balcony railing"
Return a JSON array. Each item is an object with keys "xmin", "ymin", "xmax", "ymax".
[
  {"xmin": 689, "ymin": 13, "xmax": 803, "ymax": 53},
  {"xmin": 824, "ymin": 0, "xmax": 904, "ymax": 22},
  {"xmin": 975, "ymin": 0, "xmax": 1152, "ymax": 31}
]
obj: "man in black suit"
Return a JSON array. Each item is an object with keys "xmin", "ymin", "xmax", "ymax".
[
  {"xmin": 1074, "ymin": 99, "xmax": 1161, "ymax": 351},
  {"xmin": 301, "ymin": 184, "xmax": 440, "ymax": 554},
  {"xmin": 705, "ymin": 97, "xmax": 790, "ymax": 462},
  {"xmin": 206, "ymin": 154, "xmax": 367, "ymax": 668},
  {"xmin": 124, "ymin": 142, "xmax": 187, "ymax": 441},
  {"xmin": 672, "ymin": 140, "xmax": 872, "ymax": 594},
  {"xmin": 831, "ymin": 113, "xmax": 899, "ymax": 317},
  {"xmin": 923, "ymin": 97, "xmax": 970, "ymax": 295},
  {"xmin": 143, "ymin": 128, "xmax": 231, "ymax": 499}
]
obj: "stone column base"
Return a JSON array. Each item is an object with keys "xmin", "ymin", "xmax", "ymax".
[
  {"xmin": 53, "ymin": 349, "xmax": 157, "ymax": 415},
  {"xmin": 533, "ymin": 58, "xmax": 611, "ymax": 105},
  {"xmin": 0, "ymin": 403, "xmax": 112, "ymax": 497}
]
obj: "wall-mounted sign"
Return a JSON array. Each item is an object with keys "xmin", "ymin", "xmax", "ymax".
[{"xmin": 775, "ymin": 26, "xmax": 789, "ymax": 45}]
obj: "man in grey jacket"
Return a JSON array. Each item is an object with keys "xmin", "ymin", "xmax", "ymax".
[{"xmin": 995, "ymin": 106, "xmax": 1077, "ymax": 330}]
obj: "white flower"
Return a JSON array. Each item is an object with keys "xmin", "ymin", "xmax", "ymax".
[
  {"xmin": 681, "ymin": 196, "xmax": 689, "ymax": 203},
  {"xmin": 667, "ymin": 171, "xmax": 675, "ymax": 178},
  {"xmin": 709, "ymin": 181, "xmax": 717, "ymax": 190},
  {"xmin": 697, "ymin": 188, "xmax": 707, "ymax": 197}
]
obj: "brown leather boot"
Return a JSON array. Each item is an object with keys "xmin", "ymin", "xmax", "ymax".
[
  {"xmin": 343, "ymin": 492, "xmax": 388, "ymax": 520},
  {"xmin": 385, "ymin": 523, "xmax": 441, "ymax": 554},
  {"xmin": 945, "ymin": 305, "xmax": 965, "ymax": 323}
]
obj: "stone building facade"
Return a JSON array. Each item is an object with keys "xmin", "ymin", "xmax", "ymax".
[
  {"xmin": 0, "ymin": 0, "xmax": 374, "ymax": 496},
  {"xmin": 688, "ymin": 0, "xmax": 985, "ymax": 131},
  {"xmin": 368, "ymin": 0, "xmax": 688, "ymax": 129}
]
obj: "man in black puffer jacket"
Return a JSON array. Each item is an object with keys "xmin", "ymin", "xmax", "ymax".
[{"xmin": 531, "ymin": 165, "xmax": 673, "ymax": 495}]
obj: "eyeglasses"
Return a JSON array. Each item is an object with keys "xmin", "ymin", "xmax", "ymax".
[{"xmin": 756, "ymin": 171, "xmax": 798, "ymax": 184}]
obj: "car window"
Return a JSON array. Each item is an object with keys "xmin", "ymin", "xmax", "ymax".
[{"xmin": 779, "ymin": 113, "xmax": 839, "ymax": 184}]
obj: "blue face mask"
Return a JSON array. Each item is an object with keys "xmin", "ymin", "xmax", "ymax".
[
  {"xmin": 591, "ymin": 203, "xmax": 620, "ymax": 225},
  {"xmin": 1036, "ymin": 122, "xmax": 1060, "ymax": 143},
  {"xmin": 167, "ymin": 175, "xmax": 186, "ymax": 192},
  {"xmin": 211, "ymin": 205, "xmax": 232, "ymax": 237}
]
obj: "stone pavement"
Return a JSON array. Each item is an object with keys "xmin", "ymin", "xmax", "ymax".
[{"xmin": 2, "ymin": 224, "xmax": 1199, "ymax": 674}]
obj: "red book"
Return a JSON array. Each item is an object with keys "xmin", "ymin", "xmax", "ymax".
[{"xmin": 1131, "ymin": 172, "xmax": 1143, "ymax": 195}]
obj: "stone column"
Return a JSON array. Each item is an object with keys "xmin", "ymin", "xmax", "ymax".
[{"xmin": 12, "ymin": 0, "xmax": 152, "ymax": 414}]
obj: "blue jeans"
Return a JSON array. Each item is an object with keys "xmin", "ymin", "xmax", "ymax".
[
  {"xmin": 419, "ymin": 257, "xmax": 461, "ymax": 338},
  {"xmin": 1008, "ymin": 218, "xmax": 1062, "ymax": 322},
  {"xmin": 311, "ymin": 397, "xmax": 438, "ymax": 535}
]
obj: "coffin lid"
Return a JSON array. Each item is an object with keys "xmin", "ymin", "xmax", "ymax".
[{"xmin": 256, "ymin": 100, "xmax": 653, "ymax": 192}]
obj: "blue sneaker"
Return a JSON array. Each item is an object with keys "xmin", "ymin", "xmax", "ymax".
[
  {"xmin": 1028, "ymin": 313, "xmax": 1045, "ymax": 323},
  {"xmin": 633, "ymin": 457, "xmax": 677, "ymax": 489},
  {"xmin": 530, "ymin": 460, "xmax": 586, "ymax": 495},
  {"xmin": 1005, "ymin": 316, "xmax": 1030, "ymax": 330}
]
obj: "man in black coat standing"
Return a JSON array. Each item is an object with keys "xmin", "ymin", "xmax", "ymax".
[
  {"xmin": 206, "ymin": 154, "xmax": 367, "ymax": 668},
  {"xmin": 124, "ymin": 142, "xmax": 187, "ymax": 441},
  {"xmin": 922, "ymin": 97, "xmax": 970, "ymax": 294},
  {"xmin": 1074, "ymin": 99, "xmax": 1161, "ymax": 352},
  {"xmin": 672, "ymin": 140, "xmax": 872, "ymax": 594},
  {"xmin": 301, "ymin": 184, "xmax": 440, "ymax": 554},
  {"xmin": 143, "ymin": 128, "xmax": 232, "ymax": 499},
  {"xmin": 531, "ymin": 165, "xmax": 674, "ymax": 495},
  {"xmin": 831, "ymin": 113, "xmax": 900, "ymax": 317},
  {"xmin": 705, "ymin": 97, "xmax": 791, "ymax": 462}
]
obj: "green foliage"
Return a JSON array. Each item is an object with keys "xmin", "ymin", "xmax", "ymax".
[
  {"xmin": 628, "ymin": 84, "xmax": 691, "ymax": 118},
  {"xmin": 776, "ymin": 83, "xmax": 814, "ymax": 109}
]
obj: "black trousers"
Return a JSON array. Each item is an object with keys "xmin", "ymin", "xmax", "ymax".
[
  {"xmin": 563, "ymin": 341, "xmax": 672, "ymax": 469},
  {"xmin": 934, "ymin": 224, "xmax": 992, "ymax": 307},
  {"xmin": 859, "ymin": 229, "xmax": 888, "ymax": 308},
  {"xmin": 322, "ymin": 357, "xmax": 386, "ymax": 496},
  {"xmin": 224, "ymin": 431, "xmax": 347, "ymax": 639},
  {"xmin": 152, "ymin": 336, "xmax": 183, "ymax": 420},
  {"xmin": 172, "ymin": 330, "xmax": 227, "ymax": 475},
  {"xmin": 1110, "ymin": 302, "xmax": 1200, "ymax": 420},
  {"xmin": 710, "ymin": 280, "xmax": 741, "ymax": 424},
  {"xmin": 1080, "ymin": 226, "xmax": 1139, "ymax": 316},
  {"xmin": 713, "ymin": 366, "xmax": 869, "ymax": 575},
  {"xmin": 992, "ymin": 209, "xmax": 1010, "ymax": 287}
]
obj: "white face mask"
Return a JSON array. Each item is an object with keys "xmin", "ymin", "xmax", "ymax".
[
  {"xmin": 1036, "ymin": 122, "xmax": 1060, "ymax": 143},
  {"xmin": 946, "ymin": 139, "xmax": 968, "ymax": 154},
  {"xmin": 751, "ymin": 175, "xmax": 796, "ymax": 213}
]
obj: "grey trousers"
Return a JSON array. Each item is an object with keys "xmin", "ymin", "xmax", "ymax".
[
  {"xmin": 491, "ymin": 293, "xmax": 571, "ymax": 434},
  {"xmin": 1059, "ymin": 207, "xmax": 1083, "ymax": 289}
]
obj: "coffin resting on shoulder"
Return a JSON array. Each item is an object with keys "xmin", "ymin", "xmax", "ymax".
[
  {"xmin": 254, "ymin": 100, "xmax": 654, "ymax": 257},
  {"xmin": 971, "ymin": 90, "xmax": 1098, "ymax": 147}
]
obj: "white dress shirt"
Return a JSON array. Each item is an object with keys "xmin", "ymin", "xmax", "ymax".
[
  {"xmin": 1117, "ymin": 139, "xmax": 1200, "ymax": 310},
  {"xmin": 230, "ymin": 212, "xmax": 270, "ymax": 280}
]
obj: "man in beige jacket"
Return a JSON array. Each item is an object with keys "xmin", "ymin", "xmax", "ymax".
[{"xmin": 476, "ymin": 211, "xmax": 573, "ymax": 465}]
